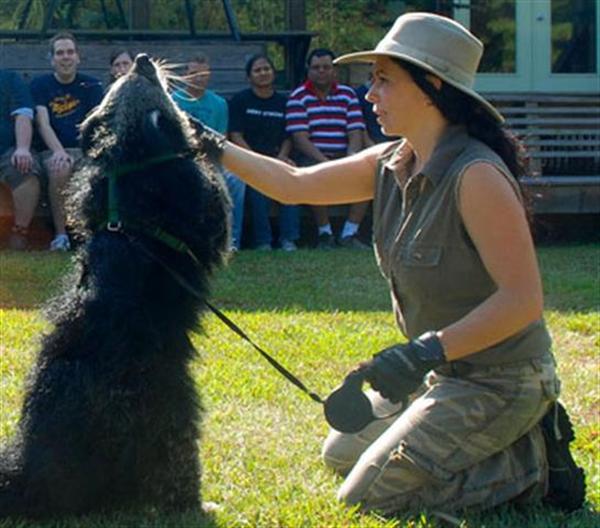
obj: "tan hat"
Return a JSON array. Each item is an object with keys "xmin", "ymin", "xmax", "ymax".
[{"xmin": 335, "ymin": 12, "xmax": 504, "ymax": 123}]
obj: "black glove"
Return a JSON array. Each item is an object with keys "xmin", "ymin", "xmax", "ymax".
[
  {"xmin": 363, "ymin": 331, "xmax": 446, "ymax": 403},
  {"xmin": 188, "ymin": 115, "xmax": 226, "ymax": 164}
]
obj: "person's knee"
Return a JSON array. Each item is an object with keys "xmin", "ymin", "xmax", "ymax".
[
  {"xmin": 18, "ymin": 173, "xmax": 41, "ymax": 195},
  {"xmin": 321, "ymin": 433, "xmax": 359, "ymax": 475}
]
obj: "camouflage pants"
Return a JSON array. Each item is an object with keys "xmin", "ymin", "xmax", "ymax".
[{"xmin": 322, "ymin": 355, "xmax": 559, "ymax": 513}]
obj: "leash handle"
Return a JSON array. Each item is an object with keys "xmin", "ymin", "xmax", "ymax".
[{"xmin": 205, "ymin": 301, "xmax": 324, "ymax": 404}]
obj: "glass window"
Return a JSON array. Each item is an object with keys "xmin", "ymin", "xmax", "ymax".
[
  {"xmin": 551, "ymin": 0, "xmax": 597, "ymax": 73},
  {"xmin": 470, "ymin": 0, "xmax": 516, "ymax": 73}
]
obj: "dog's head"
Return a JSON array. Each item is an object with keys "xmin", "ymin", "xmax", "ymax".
[
  {"xmin": 69, "ymin": 54, "xmax": 230, "ymax": 263},
  {"xmin": 79, "ymin": 54, "xmax": 196, "ymax": 165}
]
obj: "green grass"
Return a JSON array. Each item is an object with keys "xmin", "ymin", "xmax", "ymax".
[{"xmin": 0, "ymin": 245, "xmax": 598, "ymax": 527}]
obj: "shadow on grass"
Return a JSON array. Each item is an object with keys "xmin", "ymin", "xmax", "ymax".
[
  {"xmin": 1, "ymin": 245, "xmax": 598, "ymax": 314},
  {"xmin": 0, "ymin": 508, "xmax": 219, "ymax": 528}
]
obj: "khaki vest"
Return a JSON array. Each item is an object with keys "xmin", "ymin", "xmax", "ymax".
[{"xmin": 372, "ymin": 125, "xmax": 551, "ymax": 365}]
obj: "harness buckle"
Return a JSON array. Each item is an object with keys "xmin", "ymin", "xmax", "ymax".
[{"xmin": 107, "ymin": 221, "xmax": 122, "ymax": 232}]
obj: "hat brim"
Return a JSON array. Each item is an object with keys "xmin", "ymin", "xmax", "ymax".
[{"xmin": 335, "ymin": 50, "xmax": 504, "ymax": 123}]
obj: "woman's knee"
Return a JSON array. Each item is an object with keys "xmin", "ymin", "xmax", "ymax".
[{"xmin": 321, "ymin": 431, "xmax": 363, "ymax": 475}]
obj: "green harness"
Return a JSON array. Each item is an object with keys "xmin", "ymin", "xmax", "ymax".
[{"xmin": 102, "ymin": 151, "xmax": 200, "ymax": 264}]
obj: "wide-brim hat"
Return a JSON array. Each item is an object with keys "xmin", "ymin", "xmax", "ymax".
[{"xmin": 335, "ymin": 12, "xmax": 504, "ymax": 123}]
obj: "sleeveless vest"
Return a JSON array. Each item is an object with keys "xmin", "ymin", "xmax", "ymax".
[{"xmin": 372, "ymin": 125, "xmax": 551, "ymax": 366}]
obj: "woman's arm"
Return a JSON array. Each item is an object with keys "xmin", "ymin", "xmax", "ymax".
[
  {"xmin": 221, "ymin": 140, "xmax": 391, "ymax": 205},
  {"xmin": 439, "ymin": 162, "xmax": 544, "ymax": 360}
]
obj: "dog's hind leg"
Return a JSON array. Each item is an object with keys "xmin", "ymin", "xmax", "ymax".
[
  {"xmin": 0, "ymin": 448, "xmax": 28, "ymax": 519},
  {"xmin": 141, "ymin": 428, "xmax": 202, "ymax": 512}
]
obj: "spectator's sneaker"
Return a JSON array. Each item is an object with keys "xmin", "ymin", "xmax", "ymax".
[
  {"xmin": 541, "ymin": 402, "xmax": 586, "ymax": 512},
  {"xmin": 8, "ymin": 226, "xmax": 28, "ymax": 250},
  {"xmin": 316, "ymin": 233, "xmax": 335, "ymax": 250},
  {"xmin": 280, "ymin": 240, "xmax": 297, "ymax": 252},
  {"xmin": 255, "ymin": 244, "xmax": 272, "ymax": 251},
  {"xmin": 337, "ymin": 234, "xmax": 370, "ymax": 249},
  {"xmin": 49, "ymin": 234, "xmax": 71, "ymax": 252}
]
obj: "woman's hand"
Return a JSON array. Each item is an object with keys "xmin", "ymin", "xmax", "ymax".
[{"xmin": 361, "ymin": 332, "xmax": 446, "ymax": 402}]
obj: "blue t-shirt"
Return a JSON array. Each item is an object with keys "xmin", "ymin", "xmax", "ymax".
[
  {"xmin": 171, "ymin": 89, "xmax": 228, "ymax": 134},
  {"xmin": 0, "ymin": 70, "xmax": 34, "ymax": 153},
  {"xmin": 30, "ymin": 73, "xmax": 103, "ymax": 148}
]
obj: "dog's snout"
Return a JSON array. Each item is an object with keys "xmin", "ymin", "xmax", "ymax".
[{"xmin": 133, "ymin": 54, "xmax": 155, "ymax": 78}]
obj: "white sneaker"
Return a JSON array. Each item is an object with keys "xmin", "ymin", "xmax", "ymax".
[
  {"xmin": 281, "ymin": 240, "xmax": 297, "ymax": 252},
  {"xmin": 50, "ymin": 234, "xmax": 71, "ymax": 251}
]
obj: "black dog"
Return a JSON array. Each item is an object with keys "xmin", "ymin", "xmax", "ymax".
[{"xmin": 0, "ymin": 54, "xmax": 230, "ymax": 519}]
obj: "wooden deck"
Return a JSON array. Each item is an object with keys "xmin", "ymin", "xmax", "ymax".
[{"xmin": 488, "ymin": 93, "xmax": 600, "ymax": 214}]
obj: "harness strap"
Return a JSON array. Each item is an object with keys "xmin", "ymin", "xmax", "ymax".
[{"xmin": 105, "ymin": 151, "xmax": 190, "ymax": 229}]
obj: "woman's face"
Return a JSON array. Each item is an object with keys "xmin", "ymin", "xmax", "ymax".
[
  {"xmin": 111, "ymin": 52, "xmax": 133, "ymax": 79},
  {"xmin": 248, "ymin": 58, "xmax": 275, "ymax": 89},
  {"xmin": 366, "ymin": 56, "xmax": 430, "ymax": 137}
]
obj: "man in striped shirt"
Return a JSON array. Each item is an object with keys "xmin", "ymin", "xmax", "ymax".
[{"xmin": 286, "ymin": 49, "xmax": 369, "ymax": 249}]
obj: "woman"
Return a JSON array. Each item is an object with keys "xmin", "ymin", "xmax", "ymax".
[
  {"xmin": 228, "ymin": 54, "xmax": 300, "ymax": 251},
  {"xmin": 196, "ymin": 13, "xmax": 585, "ymax": 514},
  {"xmin": 108, "ymin": 49, "xmax": 133, "ymax": 85}
]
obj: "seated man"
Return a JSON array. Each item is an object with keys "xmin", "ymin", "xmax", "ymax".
[
  {"xmin": 31, "ymin": 32, "xmax": 103, "ymax": 251},
  {"xmin": 0, "ymin": 69, "xmax": 40, "ymax": 250}
]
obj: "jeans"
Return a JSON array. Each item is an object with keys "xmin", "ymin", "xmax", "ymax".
[
  {"xmin": 247, "ymin": 187, "xmax": 300, "ymax": 247},
  {"xmin": 224, "ymin": 171, "xmax": 246, "ymax": 250}
]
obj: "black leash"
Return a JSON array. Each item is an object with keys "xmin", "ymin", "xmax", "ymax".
[
  {"xmin": 101, "ymin": 150, "xmax": 323, "ymax": 405},
  {"xmin": 128, "ymin": 233, "xmax": 325, "ymax": 405},
  {"xmin": 100, "ymin": 152, "xmax": 402, "ymax": 433}
]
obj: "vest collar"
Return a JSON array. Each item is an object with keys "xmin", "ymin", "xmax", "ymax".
[
  {"xmin": 420, "ymin": 124, "xmax": 470, "ymax": 186},
  {"xmin": 382, "ymin": 125, "xmax": 470, "ymax": 187}
]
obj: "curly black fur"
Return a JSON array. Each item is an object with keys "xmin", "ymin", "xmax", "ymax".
[{"xmin": 0, "ymin": 54, "xmax": 230, "ymax": 519}]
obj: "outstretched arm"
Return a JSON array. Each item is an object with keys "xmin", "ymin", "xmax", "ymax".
[{"xmin": 221, "ymin": 140, "xmax": 390, "ymax": 205}]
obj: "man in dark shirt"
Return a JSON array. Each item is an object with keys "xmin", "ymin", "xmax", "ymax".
[
  {"xmin": 0, "ymin": 70, "xmax": 41, "ymax": 250},
  {"xmin": 229, "ymin": 54, "xmax": 299, "ymax": 251},
  {"xmin": 31, "ymin": 32, "xmax": 103, "ymax": 250}
]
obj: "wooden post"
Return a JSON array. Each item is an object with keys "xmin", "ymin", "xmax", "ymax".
[
  {"xmin": 285, "ymin": 0, "xmax": 306, "ymax": 30},
  {"xmin": 284, "ymin": 0, "xmax": 307, "ymax": 88},
  {"xmin": 130, "ymin": 0, "xmax": 150, "ymax": 30}
]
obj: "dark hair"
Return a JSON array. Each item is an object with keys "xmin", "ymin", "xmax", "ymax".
[
  {"xmin": 188, "ymin": 53, "xmax": 209, "ymax": 66},
  {"xmin": 394, "ymin": 58, "xmax": 528, "ymax": 180},
  {"xmin": 49, "ymin": 31, "xmax": 77, "ymax": 55},
  {"xmin": 306, "ymin": 48, "xmax": 336, "ymax": 67},
  {"xmin": 109, "ymin": 49, "xmax": 133, "ymax": 66},
  {"xmin": 245, "ymin": 54, "xmax": 275, "ymax": 76}
]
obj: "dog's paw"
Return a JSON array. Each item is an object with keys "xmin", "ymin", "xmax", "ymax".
[{"xmin": 201, "ymin": 501, "xmax": 221, "ymax": 514}]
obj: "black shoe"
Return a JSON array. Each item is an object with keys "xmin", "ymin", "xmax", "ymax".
[
  {"xmin": 541, "ymin": 402, "xmax": 586, "ymax": 512},
  {"xmin": 337, "ymin": 234, "xmax": 370, "ymax": 249},
  {"xmin": 316, "ymin": 233, "xmax": 335, "ymax": 250}
]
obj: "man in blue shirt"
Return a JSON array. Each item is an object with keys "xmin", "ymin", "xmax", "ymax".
[
  {"xmin": 172, "ymin": 54, "xmax": 245, "ymax": 251},
  {"xmin": 31, "ymin": 32, "xmax": 103, "ymax": 250},
  {"xmin": 0, "ymin": 70, "xmax": 41, "ymax": 250}
]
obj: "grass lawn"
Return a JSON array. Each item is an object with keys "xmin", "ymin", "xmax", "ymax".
[{"xmin": 0, "ymin": 244, "xmax": 598, "ymax": 527}]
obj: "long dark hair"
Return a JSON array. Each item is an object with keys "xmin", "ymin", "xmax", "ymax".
[{"xmin": 394, "ymin": 59, "xmax": 529, "ymax": 180}]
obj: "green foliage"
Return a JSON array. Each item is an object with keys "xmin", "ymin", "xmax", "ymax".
[{"xmin": 0, "ymin": 245, "xmax": 598, "ymax": 527}]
